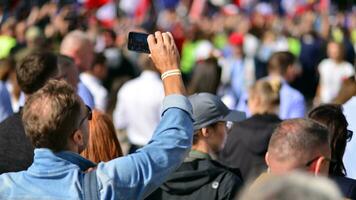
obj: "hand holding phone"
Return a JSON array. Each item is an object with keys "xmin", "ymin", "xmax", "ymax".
[
  {"xmin": 127, "ymin": 32, "xmax": 150, "ymax": 54},
  {"xmin": 147, "ymin": 32, "xmax": 180, "ymax": 74},
  {"xmin": 147, "ymin": 31, "xmax": 186, "ymax": 96}
]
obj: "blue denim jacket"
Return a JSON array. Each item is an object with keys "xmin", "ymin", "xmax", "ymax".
[{"xmin": 0, "ymin": 95, "xmax": 193, "ymax": 200}]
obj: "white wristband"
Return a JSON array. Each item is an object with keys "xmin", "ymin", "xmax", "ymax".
[{"xmin": 161, "ymin": 69, "xmax": 181, "ymax": 80}]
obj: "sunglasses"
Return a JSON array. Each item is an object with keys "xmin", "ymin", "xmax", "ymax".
[
  {"xmin": 78, "ymin": 105, "xmax": 92, "ymax": 128},
  {"xmin": 305, "ymin": 156, "xmax": 336, "ymax": 168},
  {"xmin": 346, "ymin": 130, "xmax": 353, "ymax": 142}
]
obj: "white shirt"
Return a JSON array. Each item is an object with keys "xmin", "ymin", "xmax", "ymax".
[
  {"xmin": 113, "ymin": 70, "xmax": 164, "ymax": 146},
  {"xmin": 80, "ymin": 73, "xmax": 108, "ymax": 112},
  {"xmin": 318, "ymin": 59, "xmax": 355, "ymax": 103},
  {"xmin": 343, "ymin": 96, "xmax": 356, "ymax": 179}
]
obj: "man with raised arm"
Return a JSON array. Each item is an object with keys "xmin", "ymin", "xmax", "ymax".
[{"xmin": 0, "ymin": 32, "xmax": 194, "ymax": 200}]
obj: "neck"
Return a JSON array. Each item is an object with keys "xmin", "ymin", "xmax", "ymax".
[
  {"xmin": 192, "ymin": 140, "xmax": 217, "ymax": 159},
  {"xmin": 333, "ymin": 58, "xmax": 343, "ymax": 64},
  {"xmin": 251, "ymin": 107, "xmax": 276, "ymax": 115},
  {"xmin": 269, "ymin": 73, "xmax": 283, "ymax": 79},
  {"xmin": 192, "ymin": 140, "xmax": 211, "ymax": 155},
  {"xmin": 66, "ymin": 139, "xmax": 81, "ymax": 154}
]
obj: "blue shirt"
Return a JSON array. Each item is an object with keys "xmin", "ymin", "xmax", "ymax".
[
  {"xmin": 0, "ymin": 81, "xmax": 13, "ymax": 123},
  {"xmin": 230, "ymin": 59, "xmax": 245, "ymax": 102},
  {"xmin": 0, "ymin": 94, "xmax": 193, "ymax": 200},
  {"xmin": 343, "ymin": 97, "xmax": 356, "ymax": 179},
  {"xmin": 78, "ymin": 81, "xmax": 95, "ymax": 109},
  {"xmin": 236, "ymin": 79, "xmax": 305, "ymax": 119}
]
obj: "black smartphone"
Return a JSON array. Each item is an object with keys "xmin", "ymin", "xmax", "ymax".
[{"xmin": 127, "ymin": 32, "xmax": 150, "ymax": 54}]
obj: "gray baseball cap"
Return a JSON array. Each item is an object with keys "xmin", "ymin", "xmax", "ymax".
[{"xmin": 189, "ymin": 93, "xmax": 246, "ymax": 131}]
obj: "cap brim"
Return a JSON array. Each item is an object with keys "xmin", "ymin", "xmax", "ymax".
[{"xmin": 222, "ymin": 110, "xmax": 246, "ymax": 122}]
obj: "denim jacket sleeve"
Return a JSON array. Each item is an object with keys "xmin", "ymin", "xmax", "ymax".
[{"xmin": 95, "ymin": 94, "xmax": 193, "ymax": 200}]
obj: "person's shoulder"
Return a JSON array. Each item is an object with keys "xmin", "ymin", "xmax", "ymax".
[
  {"xmin": 318, "ymin": 59, "xmax": 334, "ymax": 73},
  {"xmin": 79, "ymin": 72, "xmax": 90, "ymax": 81},
  {"xmin": 341, "ymin": 61, "xmax": 355, "ymax": 74},
  {"xmin": 318, "ymin": 58, "xmax": 332, "ymax": 67},
  {"xmin": 209, "ymin": 160, "xmax": 243, "ymax": 181},
  {"xmin": 0, "ymin": 81, "xmax": 7, "ymax": 89},
  {"xmin": 282, "ymin": 83, "xmax": 304, "ymax": 101},
  {"xmin": 331, "ymin": 176, "xmax": 356, "ymax": 199},
  {"xmin": 341, "ymin": 61, "xmax": 354, "ymax": 69},
  {"xmin": 209, "ymin": 160, "xmax": 244, "ymax": 197},
  {"xmin": 120, "ymin": 76, "xmax": 141, "ymax": 90},
  {"xmin": 0, "ymin": 113, "xmax": 22, "ymax": 131}
]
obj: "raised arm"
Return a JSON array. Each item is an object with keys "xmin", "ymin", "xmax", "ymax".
[
  {"xmin": 147, "ymin": 31, "xmax": 186, "ymax": 96},
  {"xmin": 96, "ymin": 31, "xmax": 193, "ymax": 200}
]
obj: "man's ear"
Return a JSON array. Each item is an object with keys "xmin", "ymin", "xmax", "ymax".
[
  {"xmin": 314, "ymin": 157, "xmax": 329, "ymax": 176},
  {"xmin": 72, "ymin": 130, "xmax": 84, "ymax": 146},
  {"xmin": 201, "ymin": 127, "xmax": 210, "ymax": 138},
  {"xmin": 265, "ymin": 152, "xmax": 270, "ymax": 166}
]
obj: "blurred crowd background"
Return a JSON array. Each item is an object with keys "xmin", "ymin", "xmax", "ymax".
[{"xmin": 0, "ymin": 0, "xmax": 355, "ymax": 151}]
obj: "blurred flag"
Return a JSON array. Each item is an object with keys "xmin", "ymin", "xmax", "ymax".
[
  {"xmin": 96, "ymin": 1, "xmax": 117, "ymax": 28},
  {"xmin": 85, "ymin": 0, "xmax": 109, "ymax": 10}
]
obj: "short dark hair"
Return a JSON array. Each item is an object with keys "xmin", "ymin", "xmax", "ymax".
[
  {"xmin": 308, "ymin": 104, "xmax": 348, "ymax": 176},
  {"xmin": 16, "ymin": 51, "xmax": 58, "ymax": 94},
  {"xmin": 268, "ymin": 119, "xmax": 330, "ymax": 162},
  {"xmin": 22, "ymin": 79, "xmax": 81, "ymax": 152},
  {"xmin": 0, "ymin": 57, "xmax": 15, "ymax": 81},
  {"xmin": 268, "ymin": 51, "xmax": 295, "ymax": 75},
  {"xmin": 91, "ymin": 53, "xmax": 106, "ymax": 69},
  {"xmin": 188, "ymin": 58, "xmax": 222, "ymax": 95},
  {"xmin": 103, "ymin": 29, "xmax": 116, "ymax": 40}
]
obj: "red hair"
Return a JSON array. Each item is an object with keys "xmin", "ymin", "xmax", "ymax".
[{"xmin": 81, "ymin": 110, "xmax": 123, "ymax": 163}]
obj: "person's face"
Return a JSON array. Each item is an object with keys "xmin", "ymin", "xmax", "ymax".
[
  {"xmin": 206, "ymin": 121, "xmax": 228, "ymax": 153},
  {"xmin": 15, "ymin": 21, "xmax": 26, "ymax": 41},
  {"xmin": 103, "ymin": 32, "xmax": 115, "ymax": 47},
  {"xmin": 232, "ymin": 45, "xmax": 244, "ymax": 57},
  {"xmin": 327, "ymin": 42, "xmax": 342, "ymax": 61},
  {"xmin": 285, "ymin": 63, "xmax": 300, "ymax": 83},
  {"xmin": 76, "ymin": 102, "xmax": 92, "ymax": 153},
  {"xmin": 94, "ymin": 63, "xmax": 108, "ymax": 80},
  {"xmin": 75, "ymin": 43, "xmax": 94, "ymax": 72}
]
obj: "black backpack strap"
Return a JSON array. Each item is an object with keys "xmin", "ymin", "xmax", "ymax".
[{"xmin": 83, "ymin": 170, "xmax": 99, "ymax": 200}]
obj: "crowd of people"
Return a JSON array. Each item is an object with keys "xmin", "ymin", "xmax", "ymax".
[{"xmin": 0, "ymin": 0, "xmax": 355, "ymax": 199}]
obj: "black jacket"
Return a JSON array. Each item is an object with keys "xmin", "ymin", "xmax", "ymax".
[
  {"xmin": 219, "ymin": 114, "xmax": 281, "ymax": 181},
  {"xmin": 0, "ymin": 112, "xmax": 34, "ymax": 174},
  {"xmin": 146, "ymin": 151, "xmax": 243, "ymax": 200},
  {"xmin": 332, "ymin": 176, "xmax": 356, "ymax": 199}
]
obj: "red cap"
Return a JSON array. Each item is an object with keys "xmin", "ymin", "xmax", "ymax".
[{"xmin": 229, "ymin": 32, "xmax": 244, "ymax": 46}]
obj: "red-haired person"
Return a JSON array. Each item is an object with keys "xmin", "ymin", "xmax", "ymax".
[{"xmin": 81, "ymin": 110, "xmax": 123, "ymax": 163}]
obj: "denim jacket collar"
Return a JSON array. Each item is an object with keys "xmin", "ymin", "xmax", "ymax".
[
  {"xmin": 55, "ymin": 150, "xmax": 96, "ymax": 171},
  {"xmin": 27, "ymin": 148, "xmax": 96, "ymax": 175}
]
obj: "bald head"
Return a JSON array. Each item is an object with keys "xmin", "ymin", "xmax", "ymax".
[
  {"xmin": 60, "ymin": 30, "xmax": 94, "ymax": 72},
  {"xmin": 266, "ymin": 119, "xmax": 330, "ymax": 174}
]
